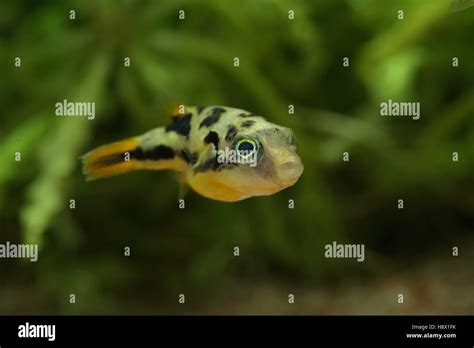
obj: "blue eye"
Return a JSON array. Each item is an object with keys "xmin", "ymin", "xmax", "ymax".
[{"xmin": 237, "ymin": 140, "xmax": 255, "ymax": 152}]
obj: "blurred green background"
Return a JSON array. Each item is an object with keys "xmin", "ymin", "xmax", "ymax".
[{"xmin": 0, "ymin": 0, "xmax": 473, "ymax": 314}]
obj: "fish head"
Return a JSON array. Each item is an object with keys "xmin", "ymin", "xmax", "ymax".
[{"xmin": 215, "ymin": 117, "xmax": 304, "ymax": 198}]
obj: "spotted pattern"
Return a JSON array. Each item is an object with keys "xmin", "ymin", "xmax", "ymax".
[
  {"xmin": 238, "ymin": 112, "xmax": 255, "ymax": 118},
  {"xmin": 93, "ymin": 145, "xmax": 175, "ymax": 168},
  {"xmin": 199, "ymin": 107, "xmax": 226, "ymax": 128},
  {"xmin": 165, "ymin": 113, "xmax": 192, "ymax": 136},
  {"xmin": 225, "ymin": 126, "xmax": 238, "ymax": 143},
  {"xmin": 130, "ymin": 145, "xmax": 175, "ymax": 161},
  {"xmin": 204, "ymin": 131, "xmax": 220, "ymax": 150},
  {"xmin": 241, "ymin": 120, "xmax": 255, "ymax": 128}
]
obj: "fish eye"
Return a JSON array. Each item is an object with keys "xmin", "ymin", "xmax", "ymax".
[{"xmin": 235, "ymin": 138, "xmax": 258, "ymax": 157}]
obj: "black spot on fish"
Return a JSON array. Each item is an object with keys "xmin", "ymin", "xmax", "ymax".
[
  {"xmin": 93, "ymin": 145, "xmax": 175, "ymax": 168},
  {"xmin": 92, "ymin": 153, "xmax": 126, "ymax": 167},
  {"xmin": 225, "ymin": 125, "xmax": 238, "ymax": 143},
  {"xmin": 197, "ymin": 105, "xmax": 206, "ymax": 114},
  {"xmin": 204, "ymin": 131, "xmax": 220, "ymax": 150},
  {"xmin": 166, "ymin": 113, "xmax": 192, "ymax": 136},
  {"xmin": 199, "ymin": 107, "xmax": 226, "ymax": 128},
  {"xmin": 238, "ymin": 112, "xmax": 255, "ymax": 118},
  {"xmin": 130, "ymin": 145, "xmax": 175, "ymax": 161},
  {"xmin": 241, "ymin": 120, "xmax": 255, "ymax": 128},
  {"xmin": 181, "ymin": 149, "xmax": 198, "ymax": 165}
]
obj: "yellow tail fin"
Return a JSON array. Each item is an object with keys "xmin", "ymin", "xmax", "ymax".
[{"xmin": 81, "ymin": 137, "xmax": 140, "ymax": 181}]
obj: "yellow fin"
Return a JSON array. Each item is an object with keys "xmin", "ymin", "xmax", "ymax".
[{"xmin": 81, "ymin": 137, "xmax": 140, "ymax": 181}]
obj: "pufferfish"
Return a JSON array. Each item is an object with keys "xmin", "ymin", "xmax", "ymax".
[{"xmin": 81, "ymin": 106, "xmax": 303, "ymax": 202}]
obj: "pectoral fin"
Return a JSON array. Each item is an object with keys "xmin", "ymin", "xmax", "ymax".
[
  {"xmin": 177, "ymin": 173, "xmax": 189, "ymax": 200},
  {"xmin": 192, "ymin": 144, "xmax": 218, "ymax": 173}
]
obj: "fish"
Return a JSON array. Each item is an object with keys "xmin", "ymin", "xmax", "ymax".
[
  {"xmin": 449, "ymin": 0, "xmax": 474, "ymax": 12},
  {"xmin": 81, "ymin": 105, "xmax": 304, "ymax": 202}
]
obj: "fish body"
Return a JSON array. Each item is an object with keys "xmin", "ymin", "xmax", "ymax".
[{"xmin": 82, "ymin": 106, "xmax": 303, "ymax": 202}]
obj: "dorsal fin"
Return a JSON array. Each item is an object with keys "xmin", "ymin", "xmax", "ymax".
[{"xmin": 154, "ymin": 96, "xmax": 189, "ymax": 123}]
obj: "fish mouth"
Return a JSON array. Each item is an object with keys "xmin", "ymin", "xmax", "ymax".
[{"xmin": 277, "ymin": 160, "xmax": 304, "ymax": 187}]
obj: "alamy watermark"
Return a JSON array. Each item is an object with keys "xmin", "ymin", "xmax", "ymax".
[
  {"xmin": 55, "ymin": 99, "xmax": 95, "ymax": 120},
  {"xmin": 217, "ymin": 146, "xmax": 257, "ymax": 167},
  {"xmin": 18, "ymin": 322, "xmax": 55, "ymax": 341},
  {"xmin": 324, "ymin": 241, "xmax": 365, "ymax": 262},
  {"xmin": 380, "ymin": 99, "xmax": 420, "ymax": 120},
  {"xmin": 0, "ymin": 241, "xmax": 38, "ymax": 262}
]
